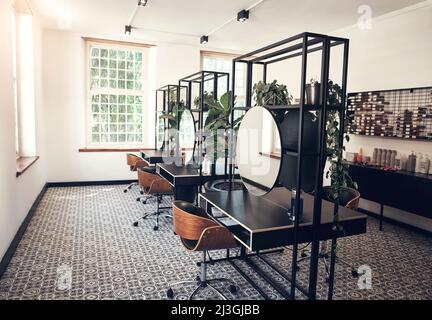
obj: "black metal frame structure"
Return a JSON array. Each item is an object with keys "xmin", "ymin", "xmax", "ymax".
[
  {"xmin": 155, "ymin": 85, "xmax": 187, "ymax": 150},
  {"xmin": 228, "ymin": 32, "xmax": 350, "ymax": 300},
  {"xmin": 178, "ymin": 71, "xmax": 230, "ymax": 181}
]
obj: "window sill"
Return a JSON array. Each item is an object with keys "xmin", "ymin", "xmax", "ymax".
[
  {"xmin": 16, "ymin": 156, "xmax": 40, "ymax": 178},
  {"xmin": 79, "ymin": 148, "xmax": 151, "ymax": 153}
]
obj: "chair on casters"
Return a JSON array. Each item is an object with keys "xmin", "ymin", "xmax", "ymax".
[
  {"xmin": 133, "ymin": 167, "xmax": 174, "ymax": 231},
  {"xmin": 297, "ymin": 187, "xmax": 361, "ymax": 280},
  {"xmin": 167, "ymin": 201, "xmax": 239, "ymax": 300},
  {"xmin": 124, "ymin": 153, "xmax": 149, "ymax": 194}
]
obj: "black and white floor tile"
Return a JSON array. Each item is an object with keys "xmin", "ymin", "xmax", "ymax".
[{"xmin": 0, "ymin": 185, "xmax": 431, "ymax": 300}]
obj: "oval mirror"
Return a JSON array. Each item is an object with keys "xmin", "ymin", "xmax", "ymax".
[
  {"xmin": 236, "ymin": 106, "xmax": 282, "ymax": 196},
  {"xmin": 156, "ymin": 111, "xmax": 166, "ymax": 150},
  {"xmin": 179, "ymin": 109, "xmax": 196, "ymax": 164}
]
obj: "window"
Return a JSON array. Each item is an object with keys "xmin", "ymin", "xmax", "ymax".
[
  {"xmin": 87, "ymin": 41, "xmax": 147, "ymax": 146},
  {"xmin": 201, "ymin": 51, "xmax": 246, "ymax": 108}
]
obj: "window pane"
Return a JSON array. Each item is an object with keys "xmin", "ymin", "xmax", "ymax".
[
  {"xmin": 89, "ymin": 45, "xmax": 145, "ymax": 145},
  {"xmin": 91, "ymin": 48, "xmax": 99, "ymax": 57}
]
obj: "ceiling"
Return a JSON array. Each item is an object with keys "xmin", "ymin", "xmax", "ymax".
[{"xmin": 29, "ymin": 0, "xmax": 425, "ymax": 51}]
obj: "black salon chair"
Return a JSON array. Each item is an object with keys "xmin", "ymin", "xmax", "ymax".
[
  {"xmin": 297, "ymin": 186, "xmax": 361, "ymax": 279},
  {"xmin": 166, "ymin": 201, "xmax": 239, "ymax": 300}
]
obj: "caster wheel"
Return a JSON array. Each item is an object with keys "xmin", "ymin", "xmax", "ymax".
[
  {"xmin": 140, "ymin": 191, "xmax": 144, "ymax": 195},
  {"xmin": 228, "ymin": 285, "xmax": 238, "ymax": 294},
  {"xmin": 351, "ymin": 270, "xmax": 359, "ymax": 278},
  {"xmin": 123, "ymin": 190, "xmax": 128, "ymax": 193},
  {"xmin": 136, "ymin": 198, "xmax": 140, "ymax": 202},
  {"xmin": 166, "ymin": 288, "xmax": 174, "ymax": 299},
  {"xmin": 133, "ymin": 222, "xmax": 139, "ymax": 227},
  {"xmin": 153, "ymin": 226, "xmax": 159, "ymax": 231},
  {"xmin": 142, "ymin": 200, "xmax": 147, "ymax": 204},
  {"xmin": 301, "ymin": 252, "xmax": 308, "ymax": 258}
]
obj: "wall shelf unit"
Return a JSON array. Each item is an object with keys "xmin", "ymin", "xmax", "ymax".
[{"xmin": 229, "ymin": 32, "xmax": 350, "ymax": 301}]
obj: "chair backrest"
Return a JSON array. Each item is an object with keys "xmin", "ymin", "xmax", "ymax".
[
  {"xmin": 172, "ymin": 201, "xmax": 217, "ymax": 241},
  {"xmin": 137, "ymin": 167, "xmax": 158, "ymax": 189},
  {"xmin": 126, "ymin": 153, "xmax": 140, "ymax": 167},
  {"xmin": 323, "ymin": 186, "xmax": 361, "ymax": 210}
]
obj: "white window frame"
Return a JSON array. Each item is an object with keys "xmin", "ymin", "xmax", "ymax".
[{"xmin": 85, "ymin": 40, "xmax": 149, "ymax": 148}]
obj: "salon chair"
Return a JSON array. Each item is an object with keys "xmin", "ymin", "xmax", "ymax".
[
  {"xmin": 297, "ymin": 186, "xmax": 361, "ymax": 279},
  {"xmin": 124, "ymin": 153, "xmax": 149, "ymax": 193},
  {"xmin": 166, "ymin": 201, "xmax": 239, "ymax": 300},
  {"xmin": 133, "ymin": 167, "xmax": 174, "ymax": 231}
]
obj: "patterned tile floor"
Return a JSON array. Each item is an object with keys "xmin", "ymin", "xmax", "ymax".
[{"xmin": 0, "ymin": 185, "xmax": 431, "ymax": 300}]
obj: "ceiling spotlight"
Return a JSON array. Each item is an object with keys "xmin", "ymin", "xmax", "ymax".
[
  {"xmin": 125, "ymin": 25, "xmax": 132, "ymax": 35},
  {"xmin": 200, "ymin": 35, "xmax": 208, "ymax": 45},
  {"xmin": 138, "ymin": 0, "xmax": 148, "ymax": 6},
  {"xmin": 237, "ymin": 9, "xmax": 249, "ymax": 22}
]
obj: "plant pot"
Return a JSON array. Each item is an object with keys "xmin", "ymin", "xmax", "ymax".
[{"xmin": 306, "ymin": 83, "xmax": 321, "ymax": 105}]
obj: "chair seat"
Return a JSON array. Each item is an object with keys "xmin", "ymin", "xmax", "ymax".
[{"xmin": 174, "ymin": 201, "xmax": 209, "ymax": 218}]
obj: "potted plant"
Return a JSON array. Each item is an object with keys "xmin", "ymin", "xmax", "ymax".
[
  {"xmin": 203, "ymin": 91, "xmax": 244, "ymax": 191},
  {"xmin": 253, "ymin": 80, "xmax": 293, "ymax": 122},
  {"xmin": 306, "ymin": 78, "xmax": 321, "ymax": 105},
  {"xmin": 194, "ymin": 91, "xmax": 218, "ymax": 112},
  {"xmin": 159, "ymin": 102, "xmax": 186, "ymax": 154},
  {"xmin": 325, "ymin": 80, "xmax": 358, "ymax": 234}
]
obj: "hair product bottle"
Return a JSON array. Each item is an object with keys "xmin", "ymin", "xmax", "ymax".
[
  {"xmin": 390, "ymin": 150, "xmax": 397, "ymax": 167},
  {"xmin": 416, "ymin": 153, "xmax": 423, "ymax": 173},
  {"xmin": 407, "ymin": 152, "xmax": 417, "ymax": 173},
  {"xmin": 401, "ymin": 154, "xmax": 408, "ymax": 171},
  {"xmin": 381, "ymin": 149, "xmax": 388, "ymax": 167},
  {"xmin": 386, "ymin": 150, "xmax": 392, "ymax": 167},
  {"xmin": 377, "ymin": 149, "xmax": 382, "ymax": 166},
  {"xmin": 420, "ymin": 155, "xmax": 430, "ymax": 174},
  {"xmin": 372, "ymin": 148, "xmax": 378, "ymax": 165}
]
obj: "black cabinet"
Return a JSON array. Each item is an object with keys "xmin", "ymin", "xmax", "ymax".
[{"xmin": 348, "ymin": 163, "xmax": 432, "ymax": 221}]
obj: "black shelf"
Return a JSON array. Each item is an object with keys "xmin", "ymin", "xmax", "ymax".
[
  {"xmin": 347, "ymin": 162, "xmax": 432, "ymax": 181},
  {"xmin": 179, "ymin": 70, "xmax": 231, "ymax": 183},
  {"xmin": 234, "ymin": 104, "xmax": 343, "ymax": 112},
  {"xmin": 229, "ymin": 32, "xmax": 350, "ymax": 301},
  {"xmin": 155, "ymin": 84, "xmax": 187, "ymax": 150}
]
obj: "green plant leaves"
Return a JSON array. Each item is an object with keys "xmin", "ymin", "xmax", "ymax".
[{"xmin": 253, "ymin": 80, "xmax": 293, "ymax": 107}]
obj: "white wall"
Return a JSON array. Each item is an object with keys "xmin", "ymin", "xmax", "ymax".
[
  {"xmin": 0, "ymin": 0, "xmax": 47, "ymax": 260},
  {"xmin": 338, "ymin": 3, "xmax": 432, "ymax": 231},
  {"xmin": 42, "ymin": 30, "xmax": 201, "ymax": 182}
]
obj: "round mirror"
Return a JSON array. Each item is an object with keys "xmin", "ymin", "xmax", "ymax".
[
  {"xmin": 236, "ymin": 106, "xmax": 282, "ymax": 196},
  {"xmin": 156, "ymin": 111, "xmax": 166, "ymax": 150},
  {"xmin": 179, "ymin": 109, "xmax": 196, "ymax": 164}
]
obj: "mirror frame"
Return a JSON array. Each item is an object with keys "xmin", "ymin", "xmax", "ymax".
[
  {"xmin": 179, "ymin": 109, "xmax": 197, "ymax": 163},
  {"xmin": 236, "ymin": 106, "xmax": 284, "ymax": 196}
]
